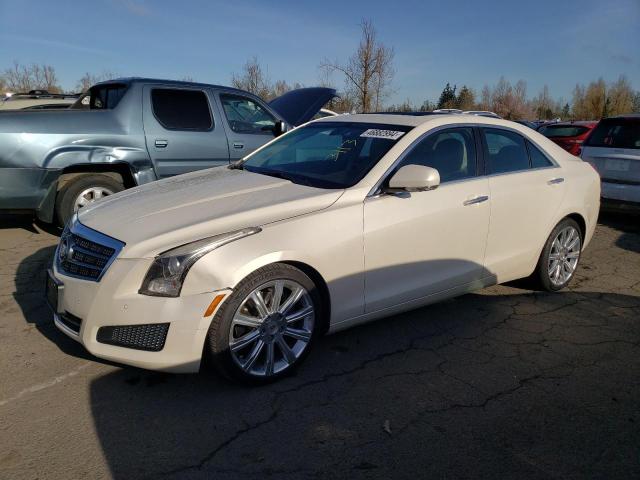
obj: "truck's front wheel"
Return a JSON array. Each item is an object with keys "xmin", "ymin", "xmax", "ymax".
[{"xmin": 55, "ymin": 174, "xmax": 124, "ymax": 227}]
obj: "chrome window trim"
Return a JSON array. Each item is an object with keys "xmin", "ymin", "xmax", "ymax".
[
  {"xmin": 55, "ymin": 216, "xmax": 125, "ymax": 282},
  {"xmin": 369, "ymin": 122, "xmax": 563, "ymax": 197}
]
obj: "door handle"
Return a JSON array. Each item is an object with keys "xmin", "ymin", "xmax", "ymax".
[
  {"xmin": 155, "ymin": 139, "xmax": 168, "ymax": 148},
  {"xmin": 233, "ymin": 142, "xmax": 244, "ymax": 150},
  {"xmin": 547, "ymin": 177, "xmax": 564, "ymax": 185},
  {"xmin": 463, "ymin": 195, "xmax": 489, "ymax": 206}
]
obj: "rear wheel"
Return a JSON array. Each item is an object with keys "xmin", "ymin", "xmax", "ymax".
[
  {"xmin": 55, "ymin": 174, "xmax": 123, "ymax": 227},
  {"xmin": 534, "ymin": 218, "xmax": 582, "ymax": 291},
  {"xmin": 206, "ymin": 263, "xmax": 322, "ymax": 384}
]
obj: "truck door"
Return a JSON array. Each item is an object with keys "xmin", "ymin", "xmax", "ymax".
[
  {"xmin": 216, "ymin": 92, "xmax": 279, "ymax": 162},
  {"xmin": 142, "ymin": 85, "xmax": 229, "ymax": 178}
]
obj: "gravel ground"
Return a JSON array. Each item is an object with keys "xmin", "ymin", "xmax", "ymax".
[{"xmin": 0, "ymin": 212, "xmax": 639, "ymax": 479}]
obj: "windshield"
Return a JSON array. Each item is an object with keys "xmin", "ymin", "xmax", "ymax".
[
  {"xmin": 539, "ymin": 125, "xmax": 590, "ymax": 138},
  {"xmin": 241, "ymin": 122, "xmax": 413, "ymax": 189},
  {"xmin": 585, "ymin": 118, "xmax": 640, "ymax": 149}
]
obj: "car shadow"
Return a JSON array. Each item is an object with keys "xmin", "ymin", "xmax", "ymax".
[
  {"xmin": 13, "ymin": 245, "xmax": 97, "ymax": 362},
  {"xmin": 598, "ymin": 211, "xmax": 640, "ymax": 254},
  {"xmin": 0, "ymin": 213, "xmax": 61, "ymax": 236},
  {"xmin": 84, "ymin": 288, "xmax": 640, "ymax": 479}
]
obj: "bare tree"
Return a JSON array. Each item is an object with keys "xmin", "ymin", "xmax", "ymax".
[
  {"xmin": 75, "ymin": 71, "xmax": 118, "ymax": 93},
  {"xmin": 231, "ymin": 56, "xmax": 271, "ymax": 100},
  {"xmin": 571, "ymin": 84, "xmax": 588, "ymax": 120},
  {"xmin": 584, "ymin": 78, "xmax": 607, "ymax": 119},
  {"xmin": 607, "ymin": 75, "xmax": 635, "ymax": 116},
  {"xmin": 320, "ymin": 19, "xmax": 394, "ymax": 113},
  {"xmin": 2, "ymin": 62, "xmax": 61, "ymax": 93}
]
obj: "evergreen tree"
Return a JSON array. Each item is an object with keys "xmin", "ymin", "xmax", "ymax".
[
  {"xmin": 437, "ymin": 83, "xmax": 457, "ymax": 109},
  {"xmin": 456, "ymin": 85, "xmax": 475, "ymax": 110}
]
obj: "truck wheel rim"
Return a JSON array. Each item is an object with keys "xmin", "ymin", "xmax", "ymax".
[
  {"xmin": 548, "ymin": 226, "xmax": 581, "ymax": 286},
  {"xmin": 74, "ymin": 187, "xmax": 114, "ymax": 211},
  {"xmin": 229, "ymin": 280, "xmax": 314, "ymax": 377}
]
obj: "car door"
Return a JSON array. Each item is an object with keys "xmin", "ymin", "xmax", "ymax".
[
  {"xmin": 481, "ymin": 127, "xmax": 566, "ymax": 281},
  {"xmin": 216, "ymin": 92, "xmax": 279, "ymax": 162},
  {"xmin": 143, "ymin": 85, "xmax": 230, "ymax": 178},
  {"xmin": 363, "ymin": 126, "xmax": 491, "ymax": 313}
]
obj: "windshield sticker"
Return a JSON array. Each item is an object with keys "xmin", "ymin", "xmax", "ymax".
[{"xmin": 360, "ymin": 129, "xmax": 405, "ymax": 140}]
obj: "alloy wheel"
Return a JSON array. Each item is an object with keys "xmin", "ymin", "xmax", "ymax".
[
  {"xmin": 73, "ymin": 186, "xmax": 115, "ymax": 211},
  {"xmin": 229, "ymin": 279, "xmax": 315, "ymax": 377},
  {"xmin": 548, "ymin": 226, "xmax": 581, "ymax": 286}
]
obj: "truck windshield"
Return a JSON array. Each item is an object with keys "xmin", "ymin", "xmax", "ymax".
[
  {"xmin": 71, "ymin": 83, "xmax": 128, "ymax": 110},
  {"xmin": 241, "ymin": 122, "xmax": 413, "ymax": 189}
]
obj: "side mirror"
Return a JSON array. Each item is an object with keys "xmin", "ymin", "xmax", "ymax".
[
  {"xmin": 273, "ymin": 120, "xmax": 288, "ymax": 137},
  {"xmin": 387, "ymin": 165, "xmax": 440, "ymax": 192}
]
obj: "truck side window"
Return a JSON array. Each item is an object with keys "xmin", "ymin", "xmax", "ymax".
[
  {"xmin": 220, "ymin": 94, "xmax": 275, "ymax": 134},
  {"xmin": 151, "ymin": 88, "xmax": 213, "ymax": 131}
]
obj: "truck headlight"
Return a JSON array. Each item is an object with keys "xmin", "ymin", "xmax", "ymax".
[{"xmin": 139, "ymin": 227, "xmax": 261, "ymax": 297}]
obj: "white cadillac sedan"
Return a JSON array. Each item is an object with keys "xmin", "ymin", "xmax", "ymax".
[{"xmin": 46, "ymin": 114, "xmax": 600, "ymax": 383}]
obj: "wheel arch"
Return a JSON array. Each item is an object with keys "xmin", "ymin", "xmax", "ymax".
[
  {"xmin": 280, "ymin": 260, "xmax": 332, "ymax": 335},
  {"xmin": 565, "ymin": 212, "xmax": 587, "ymax": 244}
]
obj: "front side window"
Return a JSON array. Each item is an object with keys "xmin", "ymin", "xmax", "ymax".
[
  {"xmin": 585, "ymin": 118, "xmax": 640, "ymax": 149},
  {"xmin": 151, "ymin": 88, "xmax": 212, "ymax": 131},
  {"xmin": 527, "ymin": 140, "xmax": 553, "ymax": 168},
  {"xmin": 483, "ymin": 128, "xmax": 530, "ymax": 174},
  {"xmin": 397, "ymin": 127, "xmax": 477, "ymax": 183},
  {"xmin": 242, "ymin": 122, "xmax": 412, "ymax": 189},
  {"xmin": 220, "ymin": 94, "xmax": 275, "ymax": 134}
]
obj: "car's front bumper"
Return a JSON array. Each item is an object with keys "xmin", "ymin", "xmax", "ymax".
[{"xmin": 51, "ymin": 258, "xmax": 230, "ymax": 373}]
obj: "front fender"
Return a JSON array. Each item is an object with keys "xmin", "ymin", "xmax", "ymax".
[{"xmin": 179, "ymin": 201, "xmax": 366, "ymax": 326}]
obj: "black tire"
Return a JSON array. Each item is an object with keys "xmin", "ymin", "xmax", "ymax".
[
  {"xmin": 205, "ymin": 263, "xmax": 323, "ymax": 385},
  {"xmin": 55, "ymin": 174, "xmax": 124, "ymax": 227},
  {"xmin": 534, "ymin": 217, "xmax": 583, "ymax": 292}
]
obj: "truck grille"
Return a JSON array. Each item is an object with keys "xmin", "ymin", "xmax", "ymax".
[{"xmin": 56, "ymin": 218, "xmax": 125, "ymax": 282}]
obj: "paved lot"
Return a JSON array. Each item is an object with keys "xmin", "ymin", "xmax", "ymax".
[{"xmin": 1, "ymin": 213, "xmax": 639, "ymax": 479}]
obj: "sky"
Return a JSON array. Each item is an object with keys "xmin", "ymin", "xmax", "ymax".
[{"xmin": 0, "ymin": 0, "xmax": 638, "ymax": 105}]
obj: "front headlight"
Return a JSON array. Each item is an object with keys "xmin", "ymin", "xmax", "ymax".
[{"xmin": 139, "ymin": 227, "xmax": 261, "ymax": 297}]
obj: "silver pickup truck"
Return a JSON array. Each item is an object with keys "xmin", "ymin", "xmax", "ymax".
[{"xmin": 0, "ymin": 78, "xmax": 336, "ymax": 225}]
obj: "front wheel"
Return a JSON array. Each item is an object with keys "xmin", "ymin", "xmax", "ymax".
[
  {"xmin": 534, "ymin": 218, "xmax": 583, "ymax": 291},
  {"xmin": 205, "ymin": 263, "xmax": 322, "ymax": 384}
]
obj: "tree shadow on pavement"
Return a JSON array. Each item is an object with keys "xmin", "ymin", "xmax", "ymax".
[{"xmin": 86, "ymin": 289, "xmax": 640, "ymax": 480}]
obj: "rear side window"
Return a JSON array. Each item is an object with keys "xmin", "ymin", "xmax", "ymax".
[
  {"xmin": 539, "ymin": 125, "xmax": 589, "ymax": 138},
  {"xmin": 72, "ymin": 83, "xmax": 128, "ymax": 110},
  {"xmin": 151, "ymin": 88, "xmax": 212, "ymax": 131},
  {"xmin": 526, "ymin": 140, "xmax": 553, "ymax": 168},
  {"xmin": 585, "ymin": 118, "xmax": 640, "ymax": 149},
  {"xmin": 483, "ymin": 128, "xmax": 530, "ymax": 174},
  {"xmin": 400, "ymin": 127, "xmax": 477, "ymax": 182}
]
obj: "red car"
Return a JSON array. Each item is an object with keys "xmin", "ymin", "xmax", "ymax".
[{"xmin": 537, "ymin": 121, "xmax": 598, "ymax": 156}]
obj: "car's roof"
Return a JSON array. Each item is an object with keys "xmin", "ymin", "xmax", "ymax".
[
  {"xmin": 314, "ymin": 112, "xmax": 515, "ymax": 128},
  {"xmin": 94, "ymin": 77, "xmax": 248, "ymax": 95}
]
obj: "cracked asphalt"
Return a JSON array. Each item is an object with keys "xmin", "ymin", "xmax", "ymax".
[{"xmin": 1, "ymin": 212, "xmax": 639, "ymax": 479}]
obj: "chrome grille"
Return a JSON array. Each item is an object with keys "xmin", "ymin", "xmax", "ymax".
[{"xmin": 55, "ymin": 218, "xmax": 125, "ymax": 282}]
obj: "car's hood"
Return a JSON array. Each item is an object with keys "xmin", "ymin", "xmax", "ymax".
[
  {"xmin": 269, "ymin": 87, "xmax": 337, "ymax": 126},
  {"xmin": 78, "ymin": 167, "xmax": 343, "ymax": 258}
]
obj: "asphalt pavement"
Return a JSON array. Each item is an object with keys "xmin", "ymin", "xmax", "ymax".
[{"xmin": 0, "ymin": 212, "xmax": 639, "ymax": 479}]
